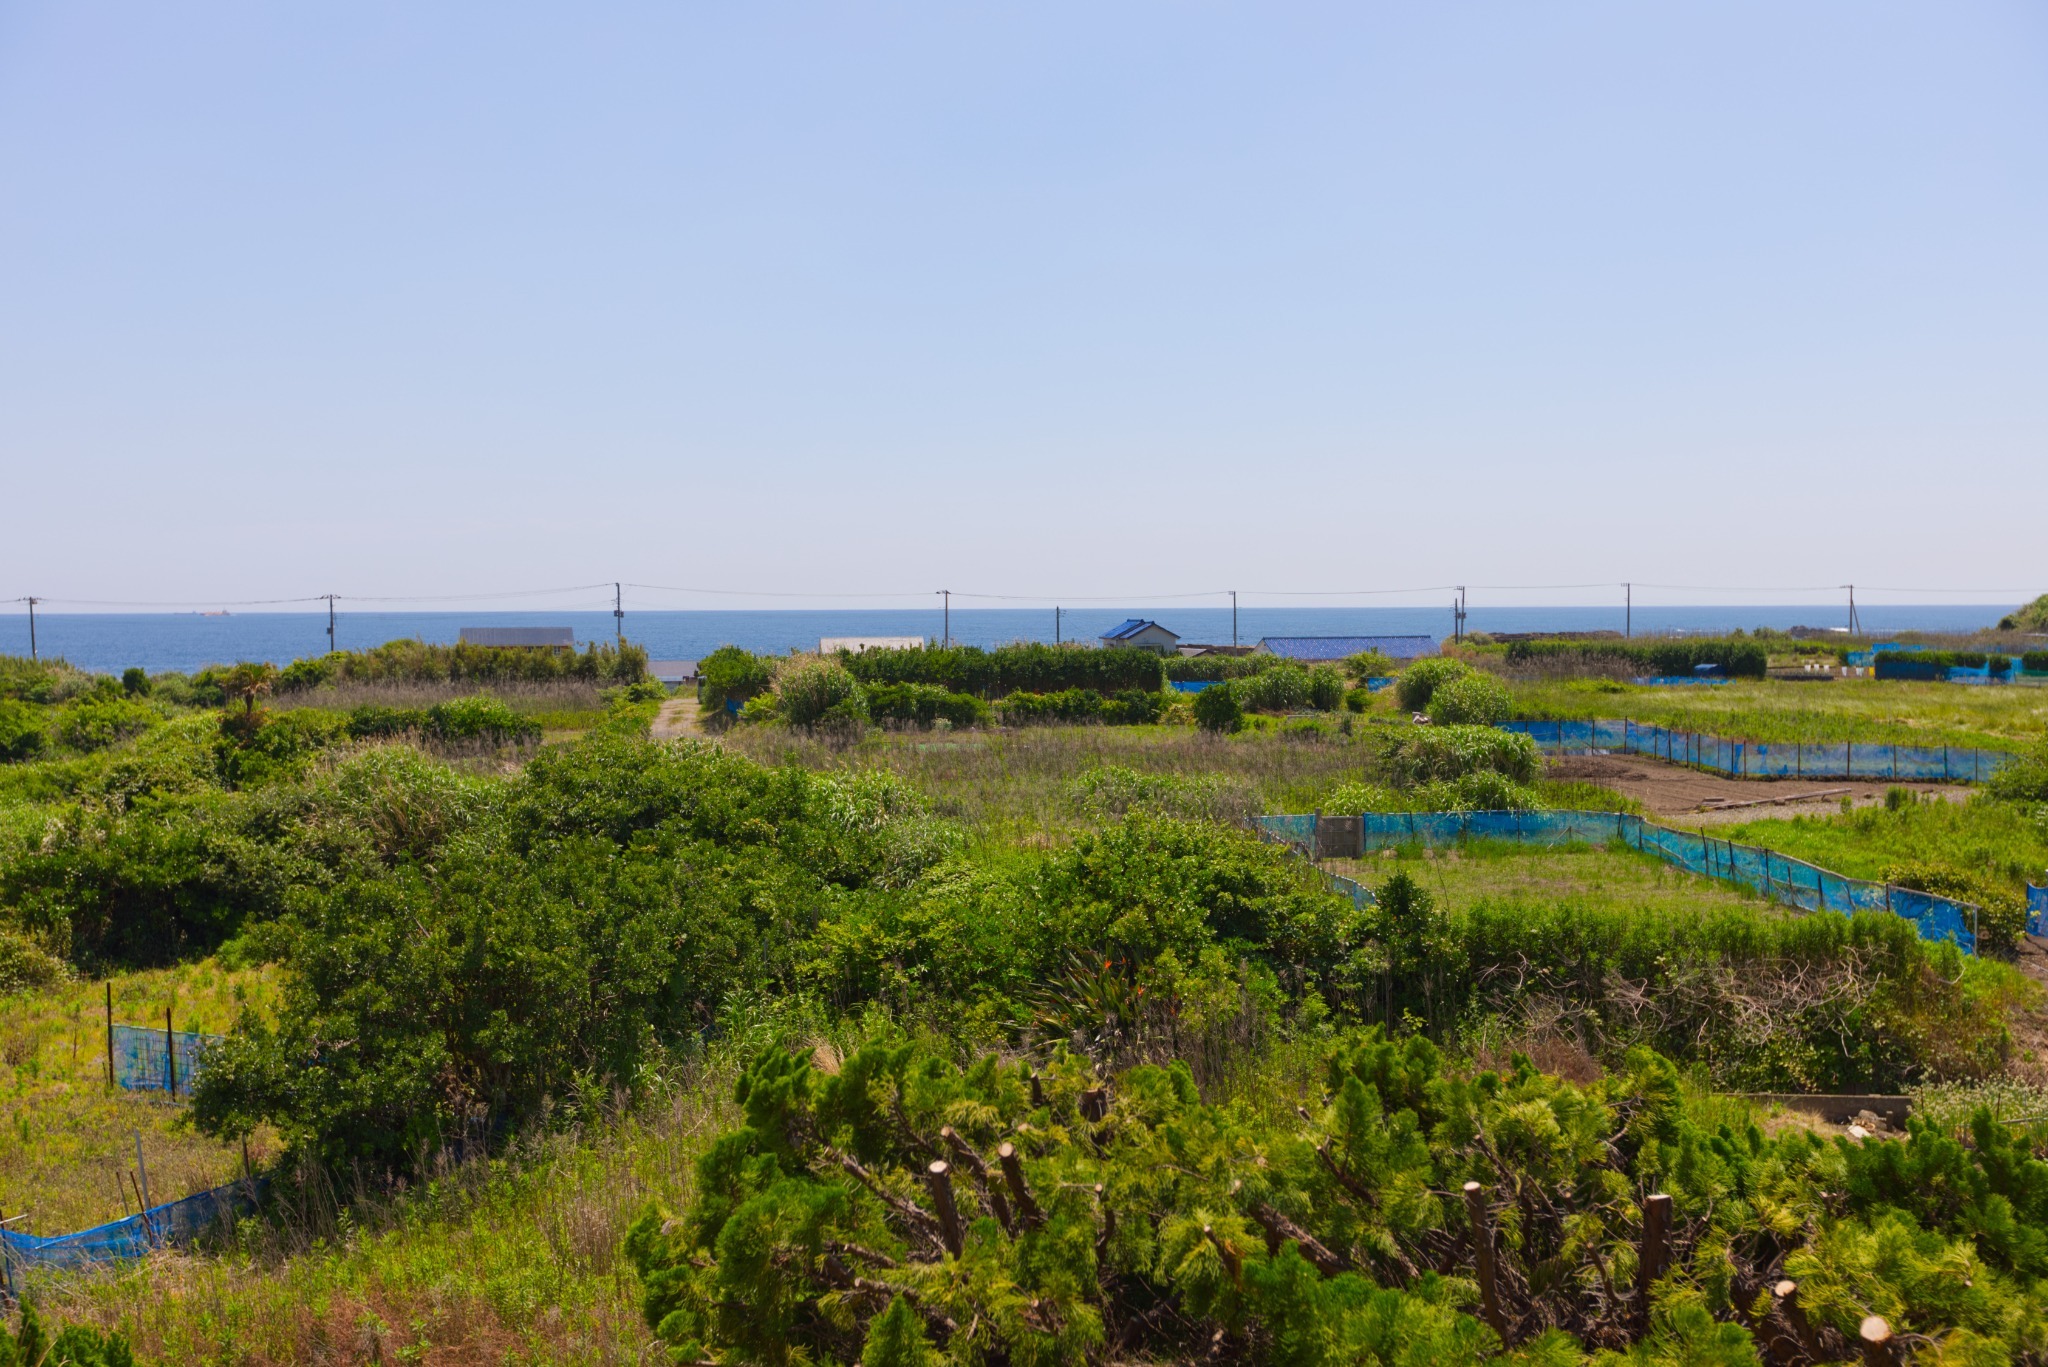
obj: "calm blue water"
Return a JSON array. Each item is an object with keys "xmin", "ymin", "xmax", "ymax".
[{"xmin": 0, "ymin": 604, "xmax": 2017, "ymax": 675}]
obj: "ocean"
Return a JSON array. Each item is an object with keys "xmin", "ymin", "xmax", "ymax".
[{"xmin": 2, "ymin": 604, "xmax": 2019, "ymax": 675}]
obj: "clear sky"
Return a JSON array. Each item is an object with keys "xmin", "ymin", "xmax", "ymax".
[{"xmin": 2, "ymin": 3, "xmax": 2043, "ymax": 614}]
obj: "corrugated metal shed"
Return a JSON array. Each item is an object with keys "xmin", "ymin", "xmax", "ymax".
[
  {"xmin": 458, "ymin": 627, "xmax": 576, "ymax": 648},
  {"xmin": 1255, "ymin": 635, "xmax": 1437, "ymax": 662},
  {"xmin": 648, "ymin": 660, "xmax": 698, "ymax": 684}
]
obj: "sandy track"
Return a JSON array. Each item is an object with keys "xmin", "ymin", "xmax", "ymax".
[
  {"xmin": 1546, "ymin": 752, "xmax": 1969, "ymax": 826},
  {"xmin": 650, "ymin": 696, "xmax": 703, "ymax": 740}
]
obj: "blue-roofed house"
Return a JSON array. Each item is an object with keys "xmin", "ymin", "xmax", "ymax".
[
  {"xmin": 1255, "ymin": 635, "xmax": 1438, "ymax": 663},
  {"xmin": 1099, "ymin": 619, "xmax": 1181, "ymax": 655}
]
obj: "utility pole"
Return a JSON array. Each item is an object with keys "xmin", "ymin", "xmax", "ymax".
[
  {"xmin": 1231, "ymin": 590, "xmax": 1238, "ymax": 648},
  {"xmin": 23, "ymin": 597, "xmax": 38, "ymax": 660},
  {"xmin": 938, "ymin": 590, "xmax": 950, "ymax": 647},
  {"xmin": 614, "ymin": 582, "xmax": 625, "ymax": 645},
  {"xmin": 1055, "ymin": 606, "xmax": 1061, "ymax": 645},
  {"xmin": 1625, "ymin": 583, "xmax": 1631, "ymax": 639},
  {"xmin": 323, "ymin": 594, "xmax": 337, "ymax": 653},
  {"xmin": 1845, "ymin": 584, "xmax": 1860, "ymax": 636},
  {"xmin": 1453, "ymin": 586, "xmax": 1467, "ymax": 644}
]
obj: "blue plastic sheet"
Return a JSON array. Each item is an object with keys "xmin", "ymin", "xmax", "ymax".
[
  {"xmin": 1501, "ymin": 719, "xmax": 2016, "ymax": 785},
  {"xmin": 1, "ymin": 1180, "xmax": 263, "ymax": 1274},
  {"xmin": 2030, "ymin": 884, "xmax": 2047, "ymax": 938},
  {"xmin": 111, "ymin": 1024, "xmax": 220, "ymax": 1096},
  {"xmin": 1258, "ymin": 809, "xmax": 1981, "ymax": 954},
  {"xmin": 1169, "ymin": 680, "xmax": 1221, "ymax": 693}
]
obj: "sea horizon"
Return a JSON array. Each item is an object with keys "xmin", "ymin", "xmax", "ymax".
[{"xmin": 2, "ymin": 603, "xmax": 2023, "ymax": 675}]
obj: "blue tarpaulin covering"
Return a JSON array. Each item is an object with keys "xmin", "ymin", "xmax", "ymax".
[
  {"xmin": 2030, "ymin": 884, "xmax": 2048, "ymax": 938},
  {"xmin": 1253, "ymin": 809, "xmax": 1980, "ymax": 954},
  {"xmin": 1, "ymin": 1180, "xmax": 263, "ymax": 1275},
  {"xmin": 1501, "ymin": 718, "xmax": 2017, "ymax": 785}
]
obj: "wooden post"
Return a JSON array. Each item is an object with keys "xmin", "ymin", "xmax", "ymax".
[
  {"xmin": 1079, "ymin": 1087, "xmax": 1108, "ymax": 1123},
  {"xmin": 1636, "ymin": 1192, "xmax": 1672, "ymax": 1318},
  {"xmin": 925, "ymin": 1161, "xmax": 962, "ymax": 1257},
  {"xmin": 165, "ymin": 1005, "xmax": 177, "ymax": 1098},
  {"xmin": 1027, "ymin": 1072, "xmax": 1046, "ymax": 1110},
  {"xmin": 997, "ymin": 1142, "xmax": 1043, "ymax": 1228},
  {"xmin": 1463, "ymin": 1182, "xmax": 1508, "ymax": 1343},
  {"xmin": 1094, "ymin": 1183, "xmax": 1115, "ymax": 1262},
  {"xmin": 941, "ymin": 1126, "xmax": 1012, "ymax": 1231},
  {"xmin": 1774, "ymin": 1280, "xmax": 1822, "ymax": 1361},
  {"xmin": 105, "ymin": 981, "xmax": 114, "ymax": 1089},
  {"xmin": 1859, "ymin": 1315, "xmax": 1897, "ymax": 1367}
]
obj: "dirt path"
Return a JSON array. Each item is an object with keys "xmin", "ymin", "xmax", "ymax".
[
  {"xmin": 1546, "ymin": 752, "xmax": 1970, "ymax": 826},
  {"xmin": 650, "ymin": 696, "xmax": 703, "ymax": 740}
]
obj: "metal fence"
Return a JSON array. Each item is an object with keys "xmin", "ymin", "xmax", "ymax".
[
  {"xmin": 111, "ymin": 1024, "xmax": 220, "ymax": 1097},
  {"xmin": 1253, "ymin": 810, "xmax": 1979, "ymax": 955},
  {"xmin": 1502, "ymin": 718, "xmax": 2018, "ymax": 785},
  {"xmin": 1, "ymin": 1180, "xmax": 263, "ymax": 1276}
]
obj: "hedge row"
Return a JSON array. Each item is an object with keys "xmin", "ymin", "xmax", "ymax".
[
  {"xmin": 1876, "ymin": 650, "xmax": 2013, "ymax": 672},
  {"xmin": 993, "ymin": 688, "xmax": 1165, "ymax": 726},
  {"xmin": 277, "ymin": 641, "xmax": 647, "ymax": 690},
  {"xmin": 840, "ymin": 644, "xmax": 1165, "ymax": 697},
  {"xmin": 1502, "ymin": 638, "xmax": 1769, "ymax": 678}
]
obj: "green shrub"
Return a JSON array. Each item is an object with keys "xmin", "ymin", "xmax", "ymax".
[
  {"xmin": 120, "ymin": 666, "xmax": 151, "ymax": 697},
  {"xmin": 1068, "ymin": 766, "xmax": 1251, "ymax": 824},
  {"xmin": 0, "ymin": 1303, "xmax": 139, "ymax": 1367},
  {"xmin": 276, "ymin": 654, "xmax": 338, "ymax": 691},
  {"xmin": 1238, "ymin": 664, "xmax": 1311, "ymax": 713},
  {"xmin": 0, "ymin": 929, "xmax": 68, "ymax": 994},
  {"xmin": 1880, "ymin": 858, "xmax": 2028, "ymax": 953},
  {"xmin": 699, "ymin": 646, "xmax": 777, "ymax": 713},
  {"xmin": 271, "ymin": 639, "xmax": 646, "ymax": 689},
  {"xmin": 1342, "ymin": 687, "xmax": 1371, "ymax": 713},
  {"xmin": 1306, "ymin": 664, "xmax": 1345, "ymax": 711},
  {"xmin": 1318, "ymin": 781, "xmax": 1403, "ymax": 814},
  {"xmin": 1099, "ymin": 689, "xmax": 1165, "ymax": 725},
  {"xmin": 1393, "ymin": 657, "xmax": 1469, "ymax": 712},
  {"xmin": 1987, "ymin": 738, "xmax": 2048, "ymax": 803},
  {"xmin": 845, "ymin": 643, "xmax": 1164, "ymax": 696},
  {"xmin": 53, "ymin": 696, "xmax": 160, "ymax": 752},
  {"xmin": 0, "ymin": 699, "xmax": 45, "ymax": 762},
  {"xmin": 1341, "ymin": 649, "xmax": 1397, "ymax": 682},
  {"xmin": 994, "ymin": 689, "xmax": 1104, "ymax": 726},
  {"xmin": 1192, "ymin": 682, "xmax": 1244, "ymax": 733},
  {"xmin": 2022, "ymin": 650, "xmax": 2048, "ymax": 673},
  {"xmin": 1164, "ymin": 654, "xmax": 1284, "ymax": 682},
  {"xmin": 1411, "ymin": 771, "xmax": 1541, "ymax": 812},
  {"xmin": 2000, "ymin": 595, "xmax": 2048, "ymax": 632},
  {"xmin": 425, "ymin": 695, "xmax": 540, "ymax": 743},
  {"xmin": 777, "ymin": 660, "xmax": 867, "ymax": 730},
  {"xmin": 866, "ymin": 682, "xmax": 988, "ymax": 729},
  {"xmin": 1390, "ymin": 725, "xmax": 1541, "ymax": 785},
  {"xmin": 1424, "ymin": 671, "xmax": 1509, "ymax": 726}
]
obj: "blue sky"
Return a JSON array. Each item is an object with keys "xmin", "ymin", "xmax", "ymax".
[{"xmin": 2, "ymin": 3, "xmax": 2043, "ymax": 613}]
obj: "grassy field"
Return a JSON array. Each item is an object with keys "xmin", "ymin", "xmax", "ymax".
[
  {"xmin": 1, "ymin": 961, "xmax": 279, "ymax": 1236},
  {"xmin": 1508, "ymin": 675, "xmax": 2048, "ymax": 750},
  {"xmin": 1325, "ymin": 839, "xmax": 1779, "ymax": 918},
  {"xmin": 1725, "ymin": 797, "xmax": 2048, "ymax": 895}
]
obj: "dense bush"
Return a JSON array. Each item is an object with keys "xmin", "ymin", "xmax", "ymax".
[
  {"xmin": 844, "ymin": 643, "xmax": 1165, "ymax": 697},
  {"xmin": 1306, "ymin": 664, "xmax": 1345, "ymax": 710},
  {"xmin": 1164, "ymin": 654, "xmax": 1283, "ymax": 682},
  {"xmin": 0, "ymin": 699, "xmax": 45, "ymax": 762},
  {"xmin": 1098, "ymin": 689, "xmax": 1166, "ymax": 725},
  {"xmin": 1342, "ymin": 649, "xmax": 1399, "ymax": 681},
  {"xmin": 0, "ymin": 1302, "xmax": 138, "ymax": 1367},
  {"xmin": 994, "ymin": 689, "xmax": 1105, "ymax": 726},
  {"xmin": 865, "ymin": 682, "xmax": 988, "ymax": 729},
  {"xmin": 777, "ymin": 660, "xmax": 868, "ymax": 731},
  {"xmin": 1390, "ymin": 725, "xmax": 1541, "ymax": 786},
  {"xmin": 1393, "ymin": 657, "xmax": 1470, "ymax": 712},
  {"xmin": 1424, "ymin": 671, "xmax": 1510, "ymax": 726},
  {"xmin": 1987, "ymin": 738, "xmax": 2048, "ymax": 803},
  {"xmin": 1192, "ymin": 682, "xmax": 1244, "ymax": 733},
  {"xmin": 51, "ymin": 696, "xmax": 160, "ymax": 753},
  {"xmin": 1875, "ymin": 650, "xmax": 2013, "ymax": 675},
  {"xmin": 272, "ymin": 639, "xmax": 646, "ymax": 690},
  {"xmin": 698, "ymin": 646, "xmax": 778, "ymax": 714},
  {"xmin": 629, "ymin": 1035, "xmax": 2048, "ymax": 1367},
  {"xmin": 0, "ymin": 655, "xmax": 96, "ymax": 704},
  {"xmin": 1503, "ymin": 638, "xmax": 1769, "ymax": 679},
  {"xmin": 1237, "ymin": 664, "xmax": 1311, "ymax": 713},
  {"xmin": 1997, "ymin": 594, "xmax": 2048, "ymax": 632}
]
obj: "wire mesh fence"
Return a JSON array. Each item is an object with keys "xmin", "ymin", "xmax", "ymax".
[
  {"xmin": 111, "ymin": 1024, "xmax": 220, "ymax": 1097},
  {"xmin": 1252, "ymin": 809, "xmax": 1980, "ymax": 955},
  {"xmin": 1501, "ymin": 719, "xmax": 2018, "ymax": 784}
]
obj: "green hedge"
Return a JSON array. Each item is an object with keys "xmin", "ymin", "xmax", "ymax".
[
  {"xmin": 275, "ymin": 640, "xmax": 647, "ymax": 690},
  {"xmin": 992, "ymin": 688, "xmax": 1164, "ymax": 726},
  {"xmin": 1876, "ymin": 650, "xmax": 2010, "ymax": 672},
  {"xmin": 1502, "ymin": 638, "xmax": 1768, "ymax": 678},
  {"xmin": 843, "ymin": 643, "xmax": 1164, "ymax": 697},
  {"xmin": 1163, "ymin": 654, "xmax": 1283, "ymax": 682},
  {"xmin": 2024, "ymin": 651, "xmax": 2048, "ymax": 673},
  {"xmin": 865, "ymin": 683, "xmax": 989, "ymax": 729}
]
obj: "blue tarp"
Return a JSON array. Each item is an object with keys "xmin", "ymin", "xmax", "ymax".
[
  {"xmin": 1253, "ymin": 809, "xmax": 1980, "ymax": 954},
  {"xmin": 111, "ymin": 1024, "xmax": 220, "ymax": 1096},
  {"xmin": 2030, "ymin": 884, "xmax": 2048, "ymax": 938},
  {"xmin": 1169, "ymin": 680, "xmax": 1221, "ymax": 693},
  {"xmin": 1, "ymin": 1180, "xmax": 264, "ymax": 1274},
  {"xmin": 1501, "ymin": 719, "xmax": 2017, "ymax": 785}
]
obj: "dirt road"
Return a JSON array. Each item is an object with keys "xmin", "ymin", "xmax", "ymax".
[
  {"xmin": 650, "ymin": 696, "xmax": 703, "ymax": 740},
  {"xmin": 1547, "ymin": 752, "xmax": 1969, "ymax": 826}
]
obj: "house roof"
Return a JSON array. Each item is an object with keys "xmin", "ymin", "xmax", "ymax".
[
  {"xmin": 1101, "ymin": 618, "xmax": 1180, "ymax": 643},
  {"xmin": 1255, "ymin": 635, "xmax": 1438, "ymax": 661},
  {"xmin": 647, "ymin": 659, "xmax": 698, "ymax": 683}
]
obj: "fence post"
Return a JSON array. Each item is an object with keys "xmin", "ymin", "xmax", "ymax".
[
  {"xmin": 1463, "ymin": 1182, "xmax": 1509, "ymax": 1343},
  {"xmin": 165, "ymin": 1006, "xmax": 177, "ymax": 1098},
  {"xmin": 1636, "ymin": 1192, "xmax": 1673, "ymax": 1331},
  {"xmin": 105, "ymin": 982, "xmax": 114, "ymax": 1090}
]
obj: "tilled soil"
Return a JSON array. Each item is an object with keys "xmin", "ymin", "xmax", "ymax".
[{"xmin": 1546, "ymin": 752, "xmax": 1970, "ymax": 826}]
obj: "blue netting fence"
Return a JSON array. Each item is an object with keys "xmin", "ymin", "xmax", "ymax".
[
  {"xmin": 111, "ymin": 1024, "xmax": 220, "ymax": 1097},
  {"xmin": 2030, "ymin": 884, "xmax": 2048, "ymax": 938},
  {"xmin": 1502, "ymin": 719, "xmax": 2018, "ymax": 785},
  {"xmin": 1, "ymin": 1179, "xmax": 264, "ymax": 1276},
  {"xmin": 1252, "ymin": 810, "xmax": 1979, "ymax": 954}
]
